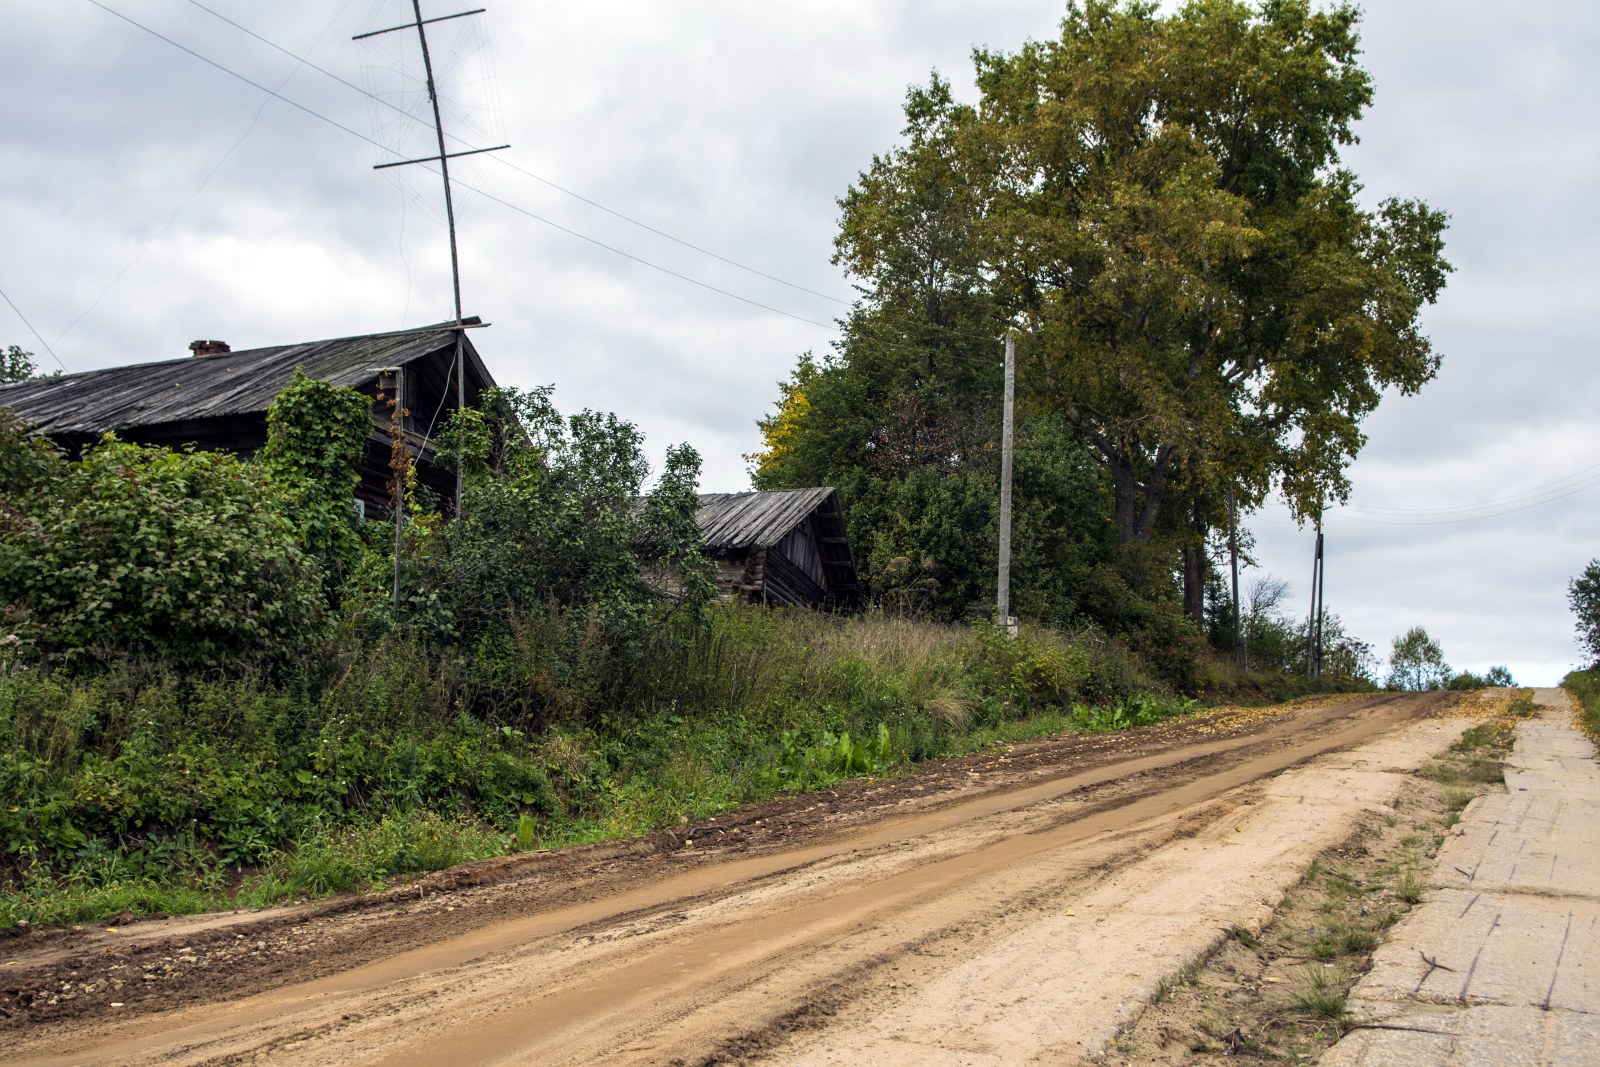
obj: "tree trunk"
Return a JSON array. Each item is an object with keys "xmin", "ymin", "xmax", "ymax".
[
  {"xmin": 1108, "ymin": 446, "xmax": 1175, "ymax": 544},
  {"xmin": 1182, "ymin": 503, "xmax": 1208, "ymax": 627}
]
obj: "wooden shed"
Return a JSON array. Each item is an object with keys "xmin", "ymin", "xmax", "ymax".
[
  {"xmin": 0, "ymin": 319, "xmax": 495, "ymax": 516},
  {"xmin": 695, "ymin": 488, "xmax": 861, "ymax": 610}
]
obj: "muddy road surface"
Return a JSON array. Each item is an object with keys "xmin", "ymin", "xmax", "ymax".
[{"xmin": 0, "ymin": 691, "xmax": 1467, "ymax": 1065}]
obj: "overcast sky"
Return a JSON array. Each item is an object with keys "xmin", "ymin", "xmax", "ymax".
[{"xmin": 3, "ymin": 2, "xmax": 1596, "ymax": 684}]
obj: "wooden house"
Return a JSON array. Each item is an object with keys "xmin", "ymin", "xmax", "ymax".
[
  {"xmin": 694, "ymin": 488, "xmax": 861, "ymax": 610},
  {"xmin": 0, "ymin": 319, "xmax": 495, "ymax": 515}
]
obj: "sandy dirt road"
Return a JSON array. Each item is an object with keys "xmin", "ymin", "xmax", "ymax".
[{"xmin": 0, "ymin": 692, "xmax": 1469, "ymax": 1065}]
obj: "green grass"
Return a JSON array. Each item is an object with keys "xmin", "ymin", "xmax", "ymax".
[
  {"xmin": 0, "ymin": 604, "xmax": 1204, "ymax": 929},
  {"xmin": 1291, "ymin": 964, "xmax": 1351, "ymax": 1022}
]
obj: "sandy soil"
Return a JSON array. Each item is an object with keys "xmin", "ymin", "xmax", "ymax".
[{"xmin": 0, "ymin": 691, "xmax": 1467, "ymax": 1065}]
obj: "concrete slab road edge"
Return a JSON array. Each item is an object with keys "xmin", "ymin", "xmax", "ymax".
[{"xmin": 1322, "ymin": 688, "xmax": 1600, "ymax": 1067}]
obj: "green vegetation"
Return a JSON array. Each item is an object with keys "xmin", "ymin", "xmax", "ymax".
[
  {"xmin": 1563, "ymin": 667, "xmax": 1600, "ymax": 744},
  {"xmin": 0, "ymin": 2, "xmax": 1448, "ymax": 930},
  {"xmin": 1291, "ymin": 965, "xmax": 1351, "ymax": 1023},
  {"xmin": 1386, "ymin": 626, "xmax": 1451, "ymax": 691},
  {"xmin": 2, "ymin": 344, "xmax": 38, "ymax": 384},
  {"xmin": 0, "ymin": 605, "xmax": 1180, "ymax": 928},
  {"xmin": 751, "ymin": 0, "xmax": 1448, "ymax": 645},
  {"xmin": 1570, "ymin": 559, "xmax": 1600, "ymax": 668}
]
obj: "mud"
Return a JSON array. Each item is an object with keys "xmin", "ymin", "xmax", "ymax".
[{"xmin": 0, "ymin": 691, "xmax": 1458, "ymax": 1065}]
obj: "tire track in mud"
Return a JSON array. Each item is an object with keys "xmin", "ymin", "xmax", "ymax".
[{"xmin": 1, "ymin": 692, "xmax": 1450, "ymax": 1066}]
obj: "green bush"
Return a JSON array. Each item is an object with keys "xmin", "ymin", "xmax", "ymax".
[
  {"xmin": 1564, "ymin": 668, "xmax": 1599, "ymax": 744},
  {"xmin": 0, "ymin": 427, "xmax": 323, "ymax": 670}
]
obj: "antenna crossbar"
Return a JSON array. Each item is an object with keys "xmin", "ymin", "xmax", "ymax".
[
  {"xmin": 352, "ymin": 8, "xmax": 485, "ymax": 41},
  {"xmin": 374, "ymin": 144, "xmax": 510, "ymax": 170}
]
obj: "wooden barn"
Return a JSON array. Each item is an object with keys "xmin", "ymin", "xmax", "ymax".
[
  {"xmin": 694, "ymin": 488, "xmax": 861, "ymax": 610},
  {"xmin": 0, "ymin": 319, "xmax": 495, "ymax": 516}
]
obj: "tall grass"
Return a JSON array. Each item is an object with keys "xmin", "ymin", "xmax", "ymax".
[{"xmin": 0, "ymin": 603, "xmax": 1176, "ymax": 928}]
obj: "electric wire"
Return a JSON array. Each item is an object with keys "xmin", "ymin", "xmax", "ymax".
[
  {"xmin": 1337, "ymin": 460, "xmax": 1600, "ymax": 515},
  {"xmin": 90, "ymin": 0, "xmax": 857, "ymax": 335},
  {"xmin": 1332, "ymin": 475, "xmax": 1600, "ymax": 526},
  {"xmin": 54, "ymin": 1, "xmax": 358, "ymax": 350},
  {"xmin": 179, "ymin": 0, "xmax": 850, "ymax": 304},
  {"xmin": 0, "ymin": 285, "xmax": 70, "ymax": 374}
]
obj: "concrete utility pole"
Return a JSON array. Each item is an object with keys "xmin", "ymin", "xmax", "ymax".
[{"xmin": 997, "ymin": 331, "xmax": 1016, "ymax": 637}]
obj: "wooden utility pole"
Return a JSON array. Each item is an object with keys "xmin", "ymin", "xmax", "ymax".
[
  {"xmin": 1315, "ymin": 526, "xmax": 1326, "ymax": 677},
  {"xmin": 383, "ymin": 366, "xmax": 406, "ymax": 613},
  {"xmin": 1228, "ymin": 485, "xmax": 1245, "ymax": 670},
  {"xmin": 997, "ymin": 331, "xmax": 1016, "ymax": 637},
  {"xmin": 1308, "ymin": 524, "xmax": 1324, "ymax": 678},
  {"xmin": 356, "ymin": 3, "xmax": 506, "ymax": 518}
]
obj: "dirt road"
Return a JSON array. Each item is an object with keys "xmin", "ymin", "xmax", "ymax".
[{"xmin": 0, "ymin": 692, "xmax": 1467, "ymax": 1065}]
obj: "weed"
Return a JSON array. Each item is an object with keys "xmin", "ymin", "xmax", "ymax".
[
  {"xmin": 1291, "ymin": 965, "xmax": 1351, "ymax": 1022},
  {"xmin": 1394, "ymin": 865, "xmax": 1425, "ymax": 904},
  {"xmin": 1340, "ymin": 927, "xmax": 1379, "ymax": 954},
  {"xmin": 516, "ymin": 813, "xmax": 537, "ymax": 852}
]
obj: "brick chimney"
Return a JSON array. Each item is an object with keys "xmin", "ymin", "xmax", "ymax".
[{"xmin": 189, "ymin": 339, "xmax": 231, "ymax": 357}]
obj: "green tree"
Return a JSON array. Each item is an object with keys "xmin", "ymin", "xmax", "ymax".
[
  {"xmin": 1, "ymin": 345, "xmax": 36, "ymax": 384},
  {"xmin": 1387, "ymin": 626, "xmax": 1450, "ymax": 691},
  {"xmin": 804, "ymin": 0, "xmax": 1449, "ymax": 631},
  {"xmin": 972, "ymin": 1, "xmax": 1448, "ymax": 542},
  {"xmin": 431, "ymin": 386, "xmax": 714, "ymax": 635},
  {"xmin": 753, "ymin": 76, "xmax": 1123, "ymax": 625},
  {"xmin": 1570, "ymin": 559, "xmax": 1600, "ymax": 667}
]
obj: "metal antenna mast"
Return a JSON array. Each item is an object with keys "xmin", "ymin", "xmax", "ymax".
[{"xmin": 355, "ymin": 2, "xmax": 507, "ymax": 517}]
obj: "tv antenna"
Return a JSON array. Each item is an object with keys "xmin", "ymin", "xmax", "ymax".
[
  {"xmin": 355, "ymin": 3, "xmax": 507, "ymax": 324},
  {"xmin": 355, "ymin": 2, "xmax": 507, "ymax": 525}
]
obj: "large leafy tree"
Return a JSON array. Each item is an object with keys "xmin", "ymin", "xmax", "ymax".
[
  {"xmin": 973, "ymin": 0, "xmax": 1449, "ymax": 539},
  {"xmin": 781, "ymin": 0, "xmax": 1449, "ymax": 628},
  {"xmin": 754, "ymin": 77, "xmax": 1125, "ymax": 624}
]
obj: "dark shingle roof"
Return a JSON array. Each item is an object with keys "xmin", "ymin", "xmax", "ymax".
[
  {"xmin": 695, "ymin": 488, "xmax": 838, "ymax": 550},
  {"xmin": 0, "ymin": 320, "xmax": 473, "ymax": 436}
]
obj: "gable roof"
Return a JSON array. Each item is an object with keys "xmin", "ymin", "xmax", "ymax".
[
  {"xmin": 0, "ymin": 318, "xmax": 486, "ymax": 438},
  {"xmin": 695, "ymin": 488, "xmax": 839, "ymax": 551}
]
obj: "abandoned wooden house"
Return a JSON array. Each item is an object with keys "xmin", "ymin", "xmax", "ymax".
[
  {"xmin": 0, "ymin": 319, "xmax": 495, "ymax": 515},
  {"xmin": 694, "ymin": 488, "xmax": 861, "ymax": 610}
]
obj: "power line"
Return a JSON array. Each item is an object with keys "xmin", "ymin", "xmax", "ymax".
[
  {"xmin": 86, "ymin": 0, "xmax": 392, "ymax": 155},
  {"xmin": 180, "ymin": 0, "xmax": 850, "ymax": 305},
  {"xmin": 1339, "ymin": 460, "xmax": 1600, "ymax": 515},
  {"xmin": 445, "ymin": 174, "xmax": 842, "ymax": 328},
  {"xmin": 54, "ymin": 1, "xmax": 358, "ymax": 351},
  {"xmin": 87, "ymin": 0, "xmax": 851, "ymax": 335},
  {"xmin": 1334, "ymin": 475, "xmax": 1600, "ymax": 526},
  {"xmin": 0, "ymin": 285, "xmax": 70, "ymax": 374}
]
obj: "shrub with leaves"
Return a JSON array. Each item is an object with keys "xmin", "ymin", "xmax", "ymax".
[
  {"xmin": 423, "ymin": 386, "xmax": 715, "ymax": 722},
  {"xmin": 258, "ymin": 367, "xmax": 375, "ymax": 593},
  {"xmin": 0, "ymin": 429, "xmax": 323, "ymax": 669}
]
